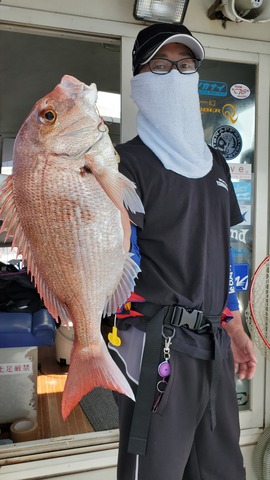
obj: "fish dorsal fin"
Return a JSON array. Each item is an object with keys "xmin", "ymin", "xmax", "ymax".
[
  {"xmin": 0, "ymin": 176, "xmax": 71, "ymax": 327},
  {"xmin": 103, "ymin": 253, "xmax": 140, "ymax": 317}
]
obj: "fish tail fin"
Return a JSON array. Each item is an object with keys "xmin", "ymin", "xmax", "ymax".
[{"xmin": 62, "ymin": 344, "xmax": 134, "ymax": 420}]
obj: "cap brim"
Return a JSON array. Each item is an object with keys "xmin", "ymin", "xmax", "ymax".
[{"xmin": 140, "ymin": 33, "xmax": 204, "ymax": 65}]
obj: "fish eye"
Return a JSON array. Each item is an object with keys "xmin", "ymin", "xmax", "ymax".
[{"xmin": 40, "ymin": 109, "xmax": 57, "ymax": 124}]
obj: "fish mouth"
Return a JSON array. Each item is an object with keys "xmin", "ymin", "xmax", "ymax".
[
  {"xmin": 54, "ymin": 76, "xmax": 104, "ymax": 157},
  {"xmin": 60, "ymin": 75, "xmax": 98, "ymax": 105},
  {"xmin": 61, "ymin": 75, "xmax": 91, "ymax": 92}
]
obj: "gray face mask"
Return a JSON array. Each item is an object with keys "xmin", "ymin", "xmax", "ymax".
[{"xmin": 131, "ymin": 70, "xmax": 213, "ymax": 179}]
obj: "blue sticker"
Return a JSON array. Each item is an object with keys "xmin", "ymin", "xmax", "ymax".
[
  {"xmin": 234, "ymin": 264, "xmax": 249, "ymax": 291},
  {"xmin": 231, "ymin": 247, "xmax": 249, "ymax": 257},
  {"xmin": 198, "ymin": 80, "xmax": 227, "ymax": 97},
  {"xmin": 233, "ymin": 182, "xmax": 252, "ymax": 201}
]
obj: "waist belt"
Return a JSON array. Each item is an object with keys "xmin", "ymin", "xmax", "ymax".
[
  {"xmin": 132, "ymin": 302, "xmax": 219, "ymax": 331},
  {"xmin": 128, "ymin": 303, "xmax": 221, "ymax": 457},
  {"xmin": 164, "ymin": 305, "xmax": 210, "ymax": 330}
]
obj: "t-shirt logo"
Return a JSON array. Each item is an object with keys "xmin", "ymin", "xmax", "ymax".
[{"xmin": 216, "ymin": 178, "xmax": 228, "ymax": 191}]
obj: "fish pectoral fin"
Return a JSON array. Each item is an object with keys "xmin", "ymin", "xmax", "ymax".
[
  {"xmin": 121, "ymin": 209, "xmax": 131, "ymax": 253},
  {"xmin": 120, "ymin": 171, "xmax": 145, "ymax": 214},
  {"xmin": 84, "ymin": 155, "xmax": 144, "ymax": 214},
  {"xmin": 103, "ymin": 253, "xmax": 140, "ymax": 317}
]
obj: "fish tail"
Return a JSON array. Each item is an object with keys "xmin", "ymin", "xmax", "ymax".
[{"xmin": 62, "ymin": 344, "xmax": 134, "ymax": 420}]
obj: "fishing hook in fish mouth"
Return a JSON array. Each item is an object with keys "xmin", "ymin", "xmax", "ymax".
[
  {"xmin": 95, "ymin": 105, "xmax": 107, "ymax": 133},
  {"xmin": 98, "ymin": 122, "xmax": 107, "ymax": 133}
]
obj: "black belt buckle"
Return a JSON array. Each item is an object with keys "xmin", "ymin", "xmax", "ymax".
[{"xmin": 170, "ymin": 306, "xmax": 204, "ymax": 330}]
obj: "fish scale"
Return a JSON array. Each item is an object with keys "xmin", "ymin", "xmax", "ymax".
[{"xmin": 0, "ymin": 75, "xmax": 144, "ymax": 419}]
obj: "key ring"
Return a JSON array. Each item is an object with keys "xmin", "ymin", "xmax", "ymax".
[
  {"xmin": 161, "ymin": 325, "xmax": 175, "ymax": 361},
  {"xmin": 157, "ymin": 379, "xmax": 168, "ymax": 393},
  {"xmin": 162, "ymin": 324, "xmax": 176, "ymax": 341}
]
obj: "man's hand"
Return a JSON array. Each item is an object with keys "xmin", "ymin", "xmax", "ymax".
[{"xmin": 224, "ymin": 310, "xmax": 257, "ymax": 380}]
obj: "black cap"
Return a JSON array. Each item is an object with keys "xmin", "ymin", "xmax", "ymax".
[{"xmin": 132, "ymin": 23, "xmax": 204, "ymax": 75}]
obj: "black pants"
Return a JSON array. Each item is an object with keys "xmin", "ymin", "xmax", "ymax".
[{"xmin": 111, "ymin": 347, "xmax": 245, "ymax": 480}]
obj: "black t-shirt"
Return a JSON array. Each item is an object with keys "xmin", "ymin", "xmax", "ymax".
[{"xmin": 116, "ymin": 136, "xmax": 242, "ymax": 319}]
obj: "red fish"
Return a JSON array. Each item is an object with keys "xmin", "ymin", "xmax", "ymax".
[{"xmin": 0, "ymin": 75, "xmax": 144, "ymax": 419}]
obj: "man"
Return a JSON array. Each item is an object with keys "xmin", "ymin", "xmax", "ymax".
[{"xmin": 108, "ymin": 23, "xmax": 257, "ymax": 480}]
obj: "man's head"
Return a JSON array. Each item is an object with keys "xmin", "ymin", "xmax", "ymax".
[{"xmin": 132, "ymin": 23, "xmax": 204, "ymax": 76}]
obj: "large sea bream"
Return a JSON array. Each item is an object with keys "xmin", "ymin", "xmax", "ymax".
[{"xmin": 0, "ymin": 75, "xmax": 144, "ymax": 420}]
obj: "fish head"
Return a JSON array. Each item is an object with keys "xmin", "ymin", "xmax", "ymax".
[{"xmin": 14, "ymin": 75, "xmax": 105, "ymax": 167}]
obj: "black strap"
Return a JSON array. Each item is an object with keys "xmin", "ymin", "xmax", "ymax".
[
  {"xmin": 209, "ymin": 323, "xmax": 223, "ymax": 430},
  {"xmin": 128, "ymin": 305, "xmax": 167, "ymax": 456}
]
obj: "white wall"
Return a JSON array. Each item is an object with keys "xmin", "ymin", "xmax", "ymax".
[{"xmin": 1, "ymin": 0, "xmax": 270, "ymax": 41}]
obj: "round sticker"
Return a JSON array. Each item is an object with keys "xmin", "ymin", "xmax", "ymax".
[
  {"xmin": 230, "ymin": 84, "xmax": 250, "ymax": 100},
  {"xmin": 212, "ymin": 125, "xmax": 242, "ymax": 160}
]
